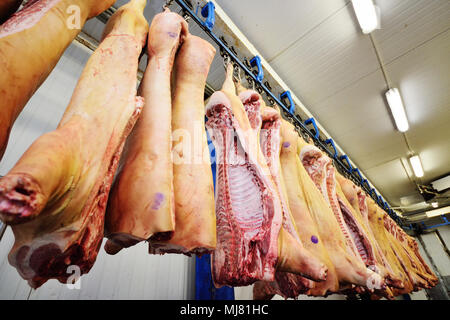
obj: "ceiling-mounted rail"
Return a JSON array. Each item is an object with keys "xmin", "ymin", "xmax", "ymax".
[{"xmin": 173, "ymin": 0, "xmax": 403, "ymax": 227}]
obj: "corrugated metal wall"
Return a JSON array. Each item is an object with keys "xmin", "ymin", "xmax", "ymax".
[
  {"xmin": 420, "ymin": 228, "xmax": 450, "ymax": 278},
  {"xmin": 0, "ymin": 42, "xmax": 195, "ymax": 300}
]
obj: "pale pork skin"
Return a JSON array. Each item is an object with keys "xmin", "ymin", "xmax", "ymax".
[
  {"xmin": 0, "ymin": 0, "xmax": 22, "ymax": 24},
  {"xmin": 366, "ymin": 199, "xmax": 415, "ymax": 294},
  {"xmin": 250, "ymin": 104, "xmax": 328, "ymax": 299},
  {"xmin": 278, "ymin": 119, "xmax": 339, "ymax": 296},
  {"xmin": 148, "ymin": 34, "xmax": 217, "ymax": 255},
  {"xmin": 297, "ymin": 140, "xmax": 384, "ymax": 291},
  {"xmin": 336, "ymin": 174, "xmax": 405, "ymax": 293},
  {"xmin": 383, "ymin": 212, "xmax": 437, "ymax": 285},
  {"xmin": 0, "ymin": 0, "xmax": 148, "ymax": 288},
  {"xmin": 340, "ymin": 174, "xmax": 433, "ymax": 294},
  {"xmin": 333, "ymin": 179, "xmax": 402, "ymax": 298},
  {"xmin": 104, "ymin": 9, "xmax": 188, "ymax": 255},
  {"xmin": 0, "ymin": 0, "xmax": 116, "ymax": 159},
  {"xmin": 404, "ymin": 233, "xmax": 438, "ymax": 286},
  {"xmin": 383, "ymin": 223, "xmax": 430, "ymax": 290},
  {"xmin": 205, "ymin": 65, "xmax": 282, "ymax": 287},
  {"xmin": 367, "ymin": 200, "xmax": 437, "ymax": 295},
  {"xmin": 300, "ymin": 145, "xmax": 363, "ymax": 261},
  {"xmin": 383, "ymin": 211, "xmax": 438, "ymax": 288}
]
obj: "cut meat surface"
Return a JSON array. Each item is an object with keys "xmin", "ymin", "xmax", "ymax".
[
  {"xmin": 336, "ymin": 175, "xmax": 404, "ymax": 290},
  {"xmin": 300, "ymin": 145, "xmax": 362, "ymax": 261},
  {"xmin": 253, "ymin": 271, "xmax": 312, "ymax": 300},
  {"xmin": 148, "ymin": 34, "xmax": 217, "ymax": 255},
  {"xmin": 297, "ymin": 140, "xmax": 384, "ymax": 291},
  {"xmin": 366, "ymin": 199, "xmax": 414, "ymax": 294},
  {"xmin": 0, "ymin": 0, "xmax": 22, "ymax": 24},
  {"xmin": 383, "ymin": 213, "xmax": 437, "ymax": 288},
  {"xmin": 241, "ymin": 93, "xmax": 327, "ymax": 282},
  {"xmin": 105, "ymin": 9, "xmax": 188, "ymax": 254},
  {"xmin": 246, "ymin": 102, "xmax": 327, "ymax": 299},
  {"xmin": 0, "ymin": 0, "xmax": 115, "ymax": 160},
  {"xmin": 206, "ymin": 65, "xmax": 282, "ymax": 287},
  {"xmin": 0, "ymin": 0, "xmax": 148, "ymax": 288}
]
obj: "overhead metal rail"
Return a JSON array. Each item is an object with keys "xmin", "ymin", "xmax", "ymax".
[{"xmin": 171, "ymin": 0, "xmax": 402, "ymax": 226}]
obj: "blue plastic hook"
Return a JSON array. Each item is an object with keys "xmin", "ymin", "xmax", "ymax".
[
  {"xmin": 325, "ymin": 138, "xmax": 338, "ymax": 159},
  {"xmin": 200, "ymin": 2, "xmax": 215, "ymax": 30},
  {"xmin": 339, "ymin": 155, "xmax": 353, "ymax": 173},
  {"xmin": 250, "ymin": 56, "xmax": 264, "ymax": 82},
  {"xmin": 280, "ymin": 91, "xmax": 295, "ymax": 114},
  {"xmin": 352, "ymin": 167, "xmax": 363, "ymax": 183},
  {"xmin": 362, "ymin": 179, "xmax": 370, "ymax": 189},
  {"xmin": 304, "ymin": 118, "xmax": 320, "ymax": 139}
]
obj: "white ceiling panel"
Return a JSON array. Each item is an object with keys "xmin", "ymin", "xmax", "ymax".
[
  {"xmin": 311, "ymin": 70, "xmax": 389, "ymax": 137},
  {"xmin": 268, "ymin": 3, "xmax": 380, "ymax": 107},
  {"xmin": 373, "ymin": 0, "xmax": 450, "ymax": 64},
  {"xmin": 383, "ymin": 28, "xmax": 450, "ymax": 183},
  {"xmin": 215, "ymin": 0, "xmax": 349, "ymax": 61},
  {"xmin": 364, "ymin": 158, "xmax": 419, "ymax": 206},
  {"xmin": 307, "ymin": 69, "xmax": 407, "ymax": 171},
  {"xmin": 333, "ymin": 121, "xmax": 408, "ymax": 172},
  {"xmin": 383, "ymin": 29, "xmax": 450, "ymax": 127}
]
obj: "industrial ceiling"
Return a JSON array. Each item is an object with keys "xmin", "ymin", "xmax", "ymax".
[
  {"xmin": 212, "ymin": 0, "xmax": 450, "ymax": 216},
  {"xmin": 8, "ymin": 0, "xmax": 450, "ymax": 218},
  {"xmin": 85, "ymin": 0, "xmax": 450, "ymax": 216}
]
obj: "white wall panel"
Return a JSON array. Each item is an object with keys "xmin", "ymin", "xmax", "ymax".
[
  {"xmin": 0, "ymin": 227, "xmax": 32, "ymax": 300},
  {"xmin": 421, "ymin": 232, "xmax": 450, "ymax": 277},
  {"xmin": 437, "ymin": 225, "xmax": 450, "ymax": 249},
  {"xmin": 0, "ymin": 229, "xmax": 195, "ymax": 300},
  {"xmin": 22, "ymin": 240, "xmax": 195, "ymax": 300}
]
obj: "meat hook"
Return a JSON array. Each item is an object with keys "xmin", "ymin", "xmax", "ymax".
[{"xmin": 163, "ymin": 0, "xmax": 174, "ymax": 11}]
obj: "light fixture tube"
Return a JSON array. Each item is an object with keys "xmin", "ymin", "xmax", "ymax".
[
  {"xmin": 386, "ymin": 88, "xmax": 409, "ymax": 132},
  {"xmin": 409, "ymin": 155, "xmax": 424, "ymax": 178},
  {"xmin": 352, "ymin": 0, "xmax": 379, "ymax": 34}
]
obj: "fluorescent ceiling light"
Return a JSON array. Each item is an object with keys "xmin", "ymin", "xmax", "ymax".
[
  {"xmin": 426, "ymin": 206, "xmax": 450, "ymax": 218},
  {"xmin": 352, "ymin": 0, "xmax": 379, "ymax": 34},
  {"xmin": 431, "ymin": 174, "xmax": 450, "ymax": 192},
  {"xmin": 385, "ymin": 88, "xmax": 409, "ymax": 132},
  {"xmin": 409, "ymin": 155, "xmax": 424, "ymax": 178},
  {"xmin": 431, "ymin": 202, "xmax": 438, "ymax": 208}
]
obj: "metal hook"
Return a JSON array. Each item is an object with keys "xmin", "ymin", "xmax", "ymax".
[
  {"xmin": 182, "ymin": 11, "xmax": 191, "ymax": 22},
  {"xmin": 163, "ymin": 0, "xmax": 174, "ymax": 11},
  {"xmin": 232, "ymin": 63, "xmax": 241, "ymax": 84},
  {"xmin": 222, "ymin": 54, "xmax": 231, "ymax": 70}
]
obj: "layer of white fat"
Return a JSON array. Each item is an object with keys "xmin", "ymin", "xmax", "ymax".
[
  {"xmin": 238, "ymin": 90, "xmax": 256, "ymax": 104},
  {"xmin": 0, "ymin": 0, "xmax": 62, "ymax": 38},
  {"xmin": 205, "ymin": 91, "xmax": 231, "ymax": 115}
]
